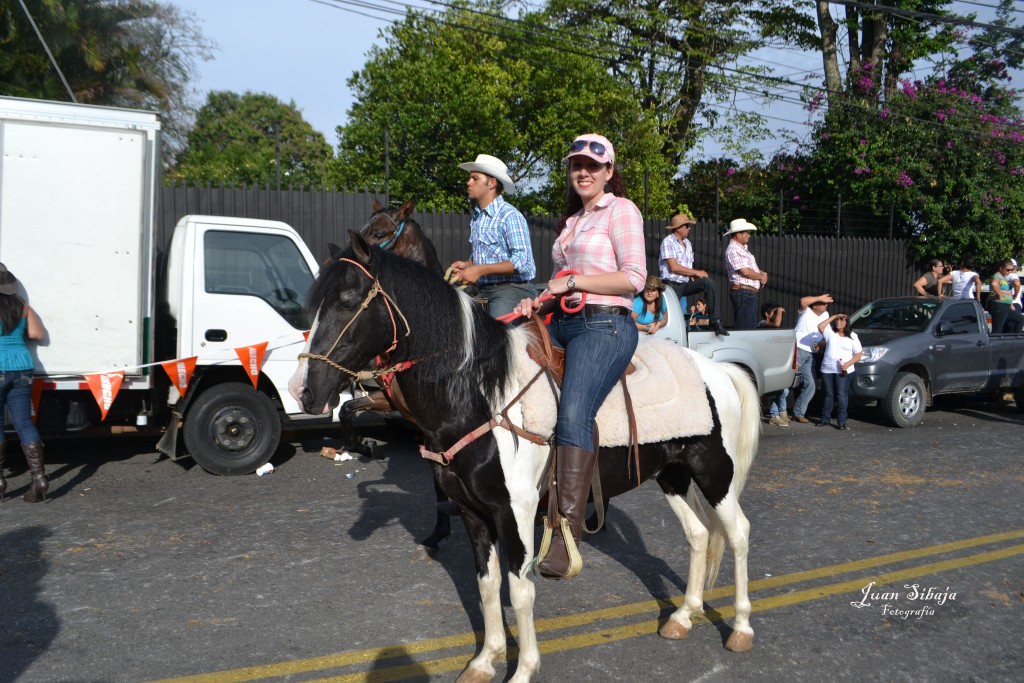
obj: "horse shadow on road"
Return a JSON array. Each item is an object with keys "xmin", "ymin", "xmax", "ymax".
[{"xmin": 0, "ymin": 526, "xmax": 59, "ymax": 683}]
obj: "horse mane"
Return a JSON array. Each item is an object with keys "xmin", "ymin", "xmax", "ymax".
[{"xmin": 309, "ymin": 245, "xmax": 515, "ymax": 412}]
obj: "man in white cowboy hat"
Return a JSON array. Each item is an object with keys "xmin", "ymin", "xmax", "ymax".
[
  {"xmin": 449, "ymin": 153, "xmax": 537, "ymax": 318},
  {"xmin": 723, "ymin": 218, "xmax": 768, "ymax": 330},
  {"xmin": 658, "ymin": 212, "xmax": 728, "ymax": 336}
]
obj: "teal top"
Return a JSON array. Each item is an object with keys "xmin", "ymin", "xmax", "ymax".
[{"xmin": 0, "ymin": 318, "xmax": 33, "ymax": 371}]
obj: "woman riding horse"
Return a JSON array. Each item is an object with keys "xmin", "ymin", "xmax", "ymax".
[{"xmin": 516, "ymin": 133, "xmax": 646, "ymax": 580}]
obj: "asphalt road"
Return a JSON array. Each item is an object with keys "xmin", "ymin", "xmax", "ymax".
[{"xmin": 1, "ymin": 397, "xmax": 1022, "ymax": 683}]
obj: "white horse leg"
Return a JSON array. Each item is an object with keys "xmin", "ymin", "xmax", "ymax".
[
  {"xmin": 712, "ymin": 492, "xmax": 754, "ymax": 652},
  {"xmin": 506, "ymin": 570, "xmax": 539, "ymax": 682},
  {"xmin": 659, "ymin": 492, "xmax": 709, "ymax": 640},
  {"xmin": 458, "ymin": 545, "xmax": 505, "ymax": 683}
]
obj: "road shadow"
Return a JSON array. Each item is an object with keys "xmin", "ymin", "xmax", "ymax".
[{"xmin": 0, "ymin": 526, "xmax": 59, "ymax": 683}]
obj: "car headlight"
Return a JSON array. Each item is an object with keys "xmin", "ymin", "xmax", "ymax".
[{"xmin": 859, "ymin": 346, "xmax": 889, "ymax": 363}]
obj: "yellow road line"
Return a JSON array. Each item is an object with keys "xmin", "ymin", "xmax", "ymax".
[{"xmin": 148, "ymin": 529, "xmax": 1024, "ymax": 683}]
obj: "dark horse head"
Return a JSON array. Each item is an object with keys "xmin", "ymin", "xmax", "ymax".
[
  {"xmin": 358, "ymin": 199, "xmax": 443, "ymax": 275},
  {"xmin": 298, "ymin": 231, "xmax": 510, "ymax": 423}
]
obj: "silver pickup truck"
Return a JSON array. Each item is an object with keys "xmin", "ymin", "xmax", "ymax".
[
  {"xmin": 850, "ymin": 297, "xmax": 1024, "ymax": 426},
  {"xmin": 644, "ymin": 289, "xmax": 796, "ymax": 396}
]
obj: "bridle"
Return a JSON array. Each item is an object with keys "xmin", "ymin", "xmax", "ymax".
[
  {"xmin": 298, "ymin": 257, "xmax": 411, "ymax": 381},
  {"xmin": 364, "ymin": 211, "xmax": 406, "ymax": 251}
]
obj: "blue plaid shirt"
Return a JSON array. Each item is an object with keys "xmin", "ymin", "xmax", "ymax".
[{"xmin": 469, "ymin": 195, "xmax": 536, "ymax": 285}]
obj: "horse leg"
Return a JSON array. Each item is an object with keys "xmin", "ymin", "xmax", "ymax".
[
  {"xmin": 456, "ymin": 515, "xmax": 505, "ymax": 683},
  {"xmin": 418, "ymin": 475, "xmax": 452, "ymax": 551},
  {"xmin": 659, "ymin": 490, "xmax": 709, "ymax": 640},
  {"xmin": 710, "ymin": 491, "xmax": 754, "ymax": 652}
]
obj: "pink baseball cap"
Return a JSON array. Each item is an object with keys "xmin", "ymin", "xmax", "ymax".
[{"xmin": 564, "ymin": 133, "xmax": 615, "ymax": 165}]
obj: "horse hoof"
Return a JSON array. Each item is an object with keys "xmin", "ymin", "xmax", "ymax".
[
  {"xmin": 410, "ymin": 545, "xmax": 439, "ymax": 562},
  {"xmin": 455, "ymin": 667, "xmax": 493, "ymax": 683},
  {"xmin": 659, "ymin": 619, "xmax": 691, "ymax": 640},
  {"xmin": 725, "ymin": 630, "xmax": 753, "ymax": 652}
]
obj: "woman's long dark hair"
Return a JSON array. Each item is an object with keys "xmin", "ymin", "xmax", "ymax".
[
  {"xmin": 558, "ymin": 164, "xmax": 628, "ymax": 231},
  {"xmin": 0, "ymin": 294, "xmax": 24, "ymax": 335},
  {"xmin": 831, "ymin": 314, "xmax": 851, "ymax": 337}
]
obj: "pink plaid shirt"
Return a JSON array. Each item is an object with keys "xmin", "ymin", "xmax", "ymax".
[
  {"xmin": 724, "ymin": 239, "xmax": 762, "ymax": 289},
  {"xmin": 552, "ymin": 193, "xmax": 647, "ymax": 307}
]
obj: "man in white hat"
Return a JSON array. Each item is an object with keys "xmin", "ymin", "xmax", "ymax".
[
  {"xmin": 723, "ymin": 218, "xmax": 768, "ymax": 330},
  {"xmin": 449, "ymin": 154, "xmax": 537, "ymax": 318},
  {"xmin": 658, "ymin": 212, "xmax": 728, "ymax": 336}
]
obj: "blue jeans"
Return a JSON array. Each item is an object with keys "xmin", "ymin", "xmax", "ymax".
[
  {"xmin": 0, "ymin": 369, "xmax": 41, "ymax": 445},
  {"xmin": 548, "ymin": 312, "xmax": 638, "ymax": 450},
  {"xmin": 729, "ymin": 288, "xmax": 759, "ymax": 330},
  {"xmin": 769, "ymin": 387, "xmax": 789, "ymax": 417},
  {"xmin": 793, "ymin": 348, "xmax": 818, "ymax": 418},
  {"xmin": 820, "ymin": 372, "xmax": 853, "ymax": 426},
  {"xmin": 480, "ymin": 282, "xmax": 537, "ymax": 319}
]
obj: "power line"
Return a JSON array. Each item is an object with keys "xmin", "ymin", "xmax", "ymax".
[
  {"xmin": 829, "ymin": 1, "xmax": 1024, "ymax": 38},
  {"xmin": 16, "ymin": 0, "xmax": 77, "ymax": 102},
  {"xmin": 950, "ymin": 1, "xmax": 1024, "ymax": 16}
]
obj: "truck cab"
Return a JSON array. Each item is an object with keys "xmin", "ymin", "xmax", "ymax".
[{"xmin": 164, "ymin": 215, "xmax": 350, "ymax": 474}]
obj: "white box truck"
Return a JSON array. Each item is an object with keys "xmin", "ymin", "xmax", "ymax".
[{"xmin": 0, "ymin": 96, "xmax": 347, "ymax": 475}]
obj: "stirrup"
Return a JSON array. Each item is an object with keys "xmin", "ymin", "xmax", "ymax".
[{"xmin": 535, "ymin": 516, "xmax": 583, "ymax": 580}]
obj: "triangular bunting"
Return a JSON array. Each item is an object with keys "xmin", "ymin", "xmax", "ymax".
[
  {"xmin": 234, "ymin": 341, "xmax": 269, "ymax": 389},
  {"xmin": 84, "ymin": 371, "xmax": 125, "ymax": 421},
  {"xmin": 161, "ymin": 357, "xmax": 198, "ymax": 397},
  {"xmin": 31, "ymin": 378, "xmax": 44, "ymax": 424},
  {"xmin": 303, "ymin": 330, "xmax": 310, "ymax": 341}
]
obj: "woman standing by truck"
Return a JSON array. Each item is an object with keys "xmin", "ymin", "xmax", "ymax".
[
  {"xmin": 0, "ymin": 263, "xmax": 47, "ymax": 502},
  {"xmin": 815, "ymin": 313, "xmax": 863, "ymax": 430},
  {"xmin": 989, "ymin": 259, "xmax": 1024, "ymax": 333}
]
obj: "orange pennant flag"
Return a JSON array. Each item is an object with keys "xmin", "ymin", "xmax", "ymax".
[
  {"xmin": 31, "ymin": 378, "xmax": 44, "ymax": 424},
  {"xmin": 303, "ymin": 330, "xmax": 310, "ymax": 341},
  {"xmin": 84, "ymin": 371, "xmax": 125, "ymax": 421},
  {"xmin": 161, "ymin": 357, "xmax": 198, "ymax": 397},
  {"xmin": 234, "ymin": 341, "xmax": 269, "ymax": 389}
]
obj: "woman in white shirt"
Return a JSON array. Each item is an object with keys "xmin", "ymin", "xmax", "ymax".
[
  {"xmin": 815, "ymin": 313, "xmax": 863, "ymax": 430},
  {"xmin": 950, "ymin": 262, "xmax": 982, "ymax": 301}
]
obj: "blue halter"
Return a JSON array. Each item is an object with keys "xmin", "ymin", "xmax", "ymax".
[{"xmin": 378, "ymin": 218, "xmax": 406, "ymax": 251}]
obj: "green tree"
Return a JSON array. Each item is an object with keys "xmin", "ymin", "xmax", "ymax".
[
  {"xmin": 173, "ymin": 91, "xmax": 333, "ymax": 188},
  {"xmin": 0, "ymin": 0, "xmax": 214, "ymax": 161},
  {"xmin": 332, "ymin": 2, "xmax": 671, "ymax": 214}
]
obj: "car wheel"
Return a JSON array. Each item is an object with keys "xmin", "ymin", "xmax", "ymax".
[
  {"xmin": 881, "ymin": 372, "xmax": 927, "ymax": 428},
  {"xmin": 183, "ymin": 383, "xmax": 281, "ymax": 475}
]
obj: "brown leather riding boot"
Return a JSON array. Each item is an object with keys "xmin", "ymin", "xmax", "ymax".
[
  {"xmin": 537, "ymin": 446, "xmax": 596, "ymax": 580},
  {"xmin": 22, "ymin": 441, "xmax": 48, "ymax": 504},
  {"xmin": 0, "ymin": 441, "xmax": 7, "ymax": 502}
]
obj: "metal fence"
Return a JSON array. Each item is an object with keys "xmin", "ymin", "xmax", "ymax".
[{"xmin": 160, "ymin": 185, "xmax": 917, "ymax": 326}]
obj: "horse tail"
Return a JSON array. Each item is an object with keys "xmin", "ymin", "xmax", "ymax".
[
  {"xmin": 717, "ymin": 361, "xmax": 761, "ymax": 495},
  {"xmin": 690, "ymin": 360, "xmax": 761, "ymax": 590}
]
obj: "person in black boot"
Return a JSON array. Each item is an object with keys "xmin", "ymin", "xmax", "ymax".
[
  {"xmin": 0, "ymin": 263, "xmax": 47, "ymax": 502},
  {"xmin": 515, "ymin": 134, "xmax": 644, "ymax": 579}
]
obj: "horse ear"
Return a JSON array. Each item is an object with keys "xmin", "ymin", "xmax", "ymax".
[
  {"xmin": 371, "ymin": 198, "xmax": 383, "ymax": 212},
  {"xmin": 327, "ymin": 242, "xmax": 343, "ymax": 259},
  {"xmin": 349, "ymin": 230, "xmax": 373, "ymax": 265},
  {"xmin": 397, "ymin": 198, "xmax": 416, "ymax": 219}
]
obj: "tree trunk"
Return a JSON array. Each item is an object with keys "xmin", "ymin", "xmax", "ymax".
[{"xmin": 816, "ymin": 1, "xmax": 843, "ymax": 104}]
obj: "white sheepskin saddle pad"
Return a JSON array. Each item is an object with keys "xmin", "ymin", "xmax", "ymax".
[{"xmin": 513, "ymin": 336, "xmax": 714, "ymax": 448}]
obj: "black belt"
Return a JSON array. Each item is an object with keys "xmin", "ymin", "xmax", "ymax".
[
  {"xmin": 481, "ymin": 281, "xmax": 531, "ymax": 287},
  {"xmin": 554, "ymin": 303, "xmax": 631, "ymax": 318}
]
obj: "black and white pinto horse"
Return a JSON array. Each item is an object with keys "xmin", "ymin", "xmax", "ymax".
[{"xmin": 294, "ymin": 233, "xmax": 761, "ymax": 682}]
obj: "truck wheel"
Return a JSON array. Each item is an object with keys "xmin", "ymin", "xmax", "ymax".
[
  {"xmin": 183, "ymin": 383, "xmax": 281, "ymax": 475},
  {"xmin": 882, "ymin": 372, "xmax": 927, "ymax": 428}
]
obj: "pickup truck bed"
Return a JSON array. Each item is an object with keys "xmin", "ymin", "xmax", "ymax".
[
  {"xmin": 850, "ymin": 297, "xmax": 1024, "ymax": 426},
  {"xmin": 644, "ymin": 287, "xmax": 795, "ymax": 396}
]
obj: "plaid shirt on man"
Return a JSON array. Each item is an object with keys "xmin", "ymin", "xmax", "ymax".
[
  {"xmin": 469, "ymin": 195, "xmax": 536, "ymax": 285},
  {"xmin": 724, "ymin": 239, "xmax": 762, "ymax": 289},
  {"xmin": 659, "ymin": 234, "xmax": 692, "ymax": 283}
]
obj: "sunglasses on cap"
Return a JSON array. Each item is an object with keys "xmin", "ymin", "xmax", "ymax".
[{"xmin": 568, "ymin": 139, "xmax": 608, "ymax": 157}]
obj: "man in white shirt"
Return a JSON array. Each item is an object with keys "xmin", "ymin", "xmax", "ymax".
[
  {"xmin": 791, "ymin": 293, "xmax": 834, "ymax": 423},
  {"xmin": 1010, "ymin": 259, "xmax": 1022, "ymax": 313}
]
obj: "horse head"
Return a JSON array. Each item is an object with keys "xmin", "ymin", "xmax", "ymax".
[
  {"xmin": 361, "ymin": 199, "xmax": 417, "ymax": 250},
  {"xmin": 360, "ymin": 199, "xmax": 442, "ymax": 275},
  {"xmin": 297, "ymin": 231, "xmax": 408, "ymax": 416}
]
